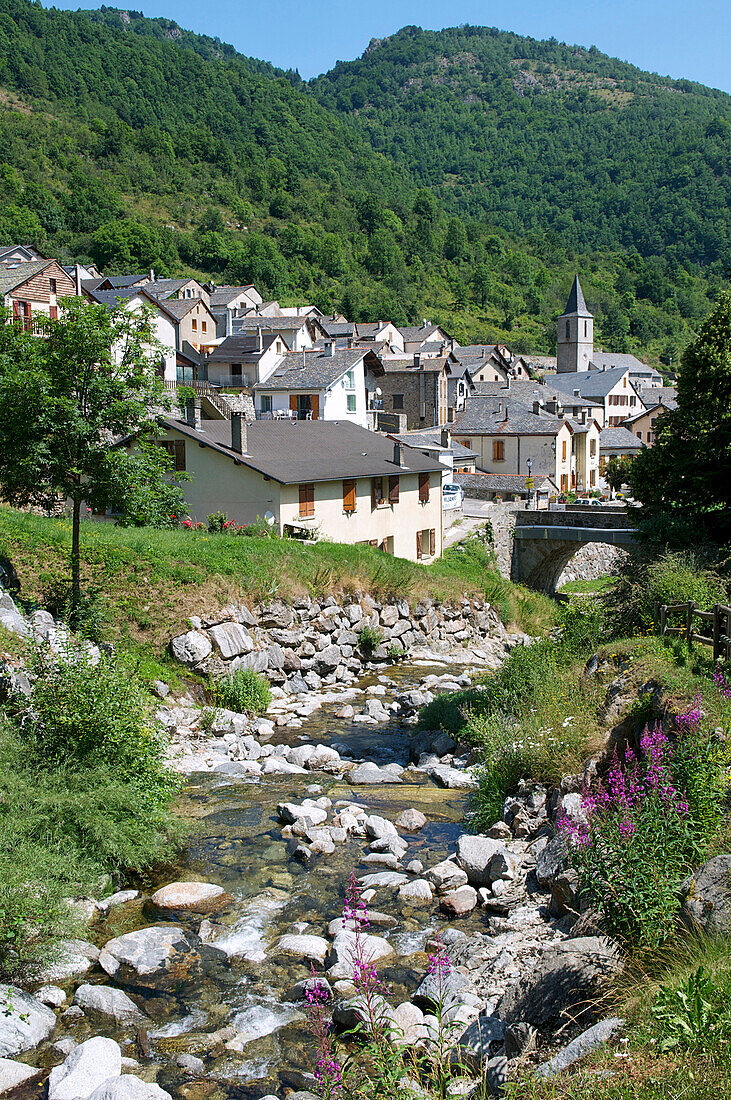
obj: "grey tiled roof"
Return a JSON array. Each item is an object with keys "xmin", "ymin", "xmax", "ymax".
[
  {"xmin": 470, "ymin": 380, "xmax": 602, "ymax": 408},
  {"xmin": 399, "ymin": 324, "xmax": 443, "ymax": 342},
  {"xmin": 455, "ymin": 472, "xmax": 558, "ymax": 494},
  {"xmin": 159, "ymin": 418, "xmax": 442, "ymax": 484},
  {"xmin": 454, "ymin": 398, "xmax": 564, "ymax": 436},
  {"xmin": 234, "ymin": 315, "xmax": 309, "ymax": 332},
  {"xmin": 209, "ymin": 286, "xmax": 256, "ymax": 307},
  {"xmin": 142, "ymin": 279, "xmax": 202, "ymax": 300},
  {"xmin": 550, "ymin": 366, "xmax": 641, "ymax": 400},
  {"xmin": 590, "ymin": 351, "xmax": 652, "ymax": 372},
  {"xmin": 206, "ymin": 333, "xmax": 285, "ymax": 362},
  {"xmin": 395, "ymin": 430, "xmax": 477, "ymax": 459},
  {"xmin": 255, "ymin": 348, "xmax": 367, "ymax": 392},
  {"xmin": 0, "ymin": 259, "xmax": 51, "ymax": 296},
  {"xmin": 160, "ymin": 298, "xmax": 209, "ymax": 320},
  {"xmin": 599, "ymin": 427, "xmax": 644, "ymax": 451},
  {"xmin": 381, "ymin": 357, "xmax": 449, "ymax": 374},
  {"xmin": 321, "ymin": 321, "xmax": 355, "ymax": 337}
]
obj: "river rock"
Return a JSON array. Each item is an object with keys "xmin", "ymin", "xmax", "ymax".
[
  {"xmin": 398, "ymin": 880, "xmax": 433, "ymax": 905},
  {"xmin": 208, "ymin": 622, "xmax": 254, "ymax": 659},
  {"xmin": 496, "ymin": 937, "xmax": 623, "ymax": 1031},
  {"xmin": 396, "ymin": 809, "xmax": 427, "ymax": 832},
  {"xmin": 349, "ymin": 763, "xmax": 402, "ymax": 785},
  {"xmin": 427, "ymin": 764, "xmax": 478, "ymax": 790},
  {"xmin": 48, "ymin": 1036, "xmax": 122, "ymax": 1100},
  {"xmin": 88, "ymin": 1077, "xmax": 172, "ymax": 1100},
  {"xmin": 0, "ymin": 1058, "xmax": 42, "ymax": 1094},
  {"xmin": 329, "ymin": 931, "xmax": 394, "ymax": 978},
  {"xmin": 332, "ymin": 994, "xmax": 393, "ymax": 1035},
  {"xmin": 38, "ymin": 939, "xmax": 100, "ymax": 983},
  {"xmin": 0, "ymin": 985, "xmax": 56, "ymax": 1056},
  {"xmin": 359, "ymin": 871, "xmax": 408, "ymax": 889},
  {"xmin": 99, "ymin": 927, "xmax": 201, "ymax": 991},
  {"xmin": 456, "ymin": 835, "xmax": 513, "ymax": 888},
  {"xmin": 274, "ymin": 935, "xmax": 329, "ymax": 964},
  {"xmin": 535, "ymin": 833, "xmax": 569, "ymax": 888},
  {"xmin": 278, "ymin": 801, "xmax": 328, "ymax": 826},
  {"xmin": 35, "ymin": 985, "xmax": 67, "ymax": 1007},
  {"xmin": 454, "ymin": 1016, "xmax": 505, "ymax": 1073},
  {"xmin": 425, "ymin": 860, "xmax": 468, "ymax": 893},
  {"xmin": 365, "ymin": 815, "xmax": 397, "ymax": 840},
  {"xmin": 413, "ymin": 969, "xmax": 469, "ymax": 1011},
  {"xmin": 536, "ymin": 1016, "xmax": 625, "ymax": 1078},
  {"xmin": 680, "ymin": 855, "xmax": 731, "ymax": 934},
  {"xmin": 440, "ymin": 886, "xmax": 478, "ymax": 917},
  {"xmin": 151, "ymin": 882, "xmax": 232, "ymax": 914},
  {"xmin": 73, "ymin": 985, "xmax": 146, "ymax": 1025},
  {"xmin": 170, "ymin": 631, "xmax": 212, "ymax": 667},
  {"xmin": 97, "ymin": 890, "xmax": 140, "ymax": 915},
  {"xmin": 391, "ymin": 1002, "xmax": 428, "ymax": 1046}
]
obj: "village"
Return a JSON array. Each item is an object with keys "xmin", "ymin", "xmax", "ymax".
[{"xmin": 0, "ymin": 243, "xmax": 676, "ymax": 563}]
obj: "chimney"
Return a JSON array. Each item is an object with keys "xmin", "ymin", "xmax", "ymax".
[
  {"xmin": 414, "ymin": 353, "xmax": 422, "ymax": 370},
  {"xmin": 325, "ymin": 340, "xmax": 335, "ymax": 357},
  {"xmin": 423, "ymin": 318, "xmax": 428, "ymax": 328},
  {"xmin": 393, "ymin": 440, "xmax": 402, "ymax": 466},
  {"xmin": 533, "ymin": 400, "xmax": 543, "ymax": 415},
  {"xmin": 256, "ymin": 325, "xmax": 263, "ymax": 352},
  {"xmin": 185, "ymin": 398, "xmax": 201, "ymax": 429},
  {"xmin": 149, "ymin": 268, "xmax": 155, "ymax": 282},
  {"xmin": 231, "ymin": 411, "xmax": 247, "ymax": 454},
  {"xmin": 440, "ymin": 428, "xmax": 451, "ymax": 448},
  {"xmin": 74, "ymin": 264, "xmax": 82, "ymax": 296},
  {"xmin": 573, "ymin": 389, "xmax": 581, "ymax": 397}
]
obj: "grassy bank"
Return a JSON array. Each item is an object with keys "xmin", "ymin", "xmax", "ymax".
[{"xmin": 0, "ymin": 508, "xmax": 554, "ymax": 659}]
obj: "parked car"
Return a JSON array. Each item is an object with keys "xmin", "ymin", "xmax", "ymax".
[{"xmin": 442, "ymin": 483, "xmax": 464, "ymax": 509}]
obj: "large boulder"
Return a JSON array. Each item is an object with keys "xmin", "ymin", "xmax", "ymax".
[
  {"xmin": 38, "ymin": 939, "xmax": 100, "ymax": 983},
  {"xmin": 328, "ymin": 931, "xmax": 393, "ymax": 978},
  {"xmin": 170, "ymin": 631, "xmax": 212, "ymax": 667},
  {"xmin": 496, "ymin": 937, "xmax": 623, "ymax": 1032},
  {"xmin": 207, "ymin": 622, "xmax": 254, "ymax": 659},
  {"xmin": 413, "ymin": 969, "xmax": 469, "ymax": 1012},
  {"xmin": 440, "ymin": 886, "xmax": 478, "ymax": 918},
  {"xmin": 536, "ymin": 1017, "xmax": 625, "ymax": 1078},
  {"xmin": 680, "ymin": 855, "xmax": 731, "ymax": 935},
  {"xmin": 453, "ymin": 1016, "xmax": 505, "ymax": 1073},
  {"xmin": 535, "ymin": 834, "xmax": 569, "ymax": 888},
  {"xmin": 0, "ymin": 985, "xmax": 56, "ymax": 1056},
  {"xmin": 48, "ymin": 1037, "xmax": 121, "ymax": 1100},
  {"xmin": 88, "ymin": 1078, "xmax": 172, "ymax": 1100},
  {"xmin": 73, "ymin": 985, "xmax": 146, "ymax": 1026},
  {"xmin": 456, "ymin": 835, "xmax": 512, "ymax": 888},
  {"xmin": 425, "ymin": 860, "xmax": 468, "ymax": 893},
  {"xmin": 349, "ymin": 763, "xmax": 402, "ymax": 785},
  {"xmin": 273, "ymin": 935, "xmax": 329, "ymax": 965},
  {"xmin": 395, "ymin": 809, "xmax": 427, "ymax": 832},
  {"xmin": 332, "ymin": 995, "xmax": 393, "ymax": 1035},
  {"xmin": 150, "ymin": 882, "xmax": 232, "ymax": 915},
  {"xmin": 0, "ymin": 1058, "xmax": 42, "ymax": 1094},
  {"xmin": 98, "ymin": 927, "xmax": 201, "ymax": 991}
]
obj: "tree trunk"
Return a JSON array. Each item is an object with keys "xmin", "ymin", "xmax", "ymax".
[{"xmin": 71, "ymin": 495, "xmax": 81, "ymax": 621}]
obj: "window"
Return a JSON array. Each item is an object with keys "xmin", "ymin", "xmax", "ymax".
[
  {"xmin": 630, "ymin": 396, "xmax": 636, "ymax": 406},
  {"xmin": 343, "ymin": 479, "xmax": 356, "ymax": 513},
  {"xmin": 590, "ymin": 469, "xmax": 596, "ymax": 487},
  {"xmin": 493, "ymin": 440, "xmax": 504, "ymax": 462},
  {"xmin": 299, "ymin": 483, "xmax": 314, "ymax": 518},
  {"xmin": 590, "ymin": 439, "xmax": 596, "ymax": 457},
  {"xmin": 623, "ymin": 377, "xmax": 627, "ymax": 387},
  {"xmin": 192, "ymin": 319, "xmax": 197, "ymax": 331},
  {"xmin": 388, "ymin": 476, "xmax": 399, "ymax": 505},
  {"xmin": 261, "ymin": 395, "xmax": 272, "ymax": 413},
  {"xmin": 584, "ymin": 320, "xmax": 588, "ymax": 337},
  {"xmin": 418, "ymin": 473, "xmax": 430, "ymax": 503},
  {"xmin": 231, "ymin": 364, "xmax": 242, "ymax": 380},
  {"xmin": 565, "ymin": 320, "xmax": 570, "ymax": 340},
  {"xmin": 561, "ymin": 474, "xmax": 568, "ymax": 491},
  {"xmin": 371, "ymin": 477, "xmax": 386, "ymax": 509},
  {"xmin": 344, "ymin": 370, "xmax": 355, "ymax": 389},
  {"xmin": 380, "ymin": 536, "xmax": 394, "ymax": 555},
  {"xmin": 562, "ymin": 440, "xmax": 567, "ymax": 461},
  {"xmin": 346, "ymin": 394, "xmax": 357, "ymax": 413},
  {"xmin": 636, "ymin": 431, "xmax": 642, "ymax": 441},
  {"xmin": 49, "ymin": 306, "xmax": 58, "ymax": 321},
  {"xmin": 49, "ymin": 278, "xmax": 57, "ymax": 294},
  {"xmin": 417, "ymin": 529, "xmax": 435, "ymax": 559},
  {"xmin": 416, "ymin": 530, "xmax": 423, "ymax": 559},
  {"xmin": 393, "ymin": 394, "xmax": 404, "ymax": 411},
  {"xmin": 157, "ymin": 439, "xmax": 186, "ymax": 472},
  {"xmin": 202, "ymin": 321, "xmax": 207, "ymax": 333},
  {"xmin": 648, "ymin": 432, "xmax": 654, "ymax": 444}
]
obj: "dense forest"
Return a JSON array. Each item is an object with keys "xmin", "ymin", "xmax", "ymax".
[{"xmin": 0, "ymin": 1, "xmax": 728, "ymax": 360}]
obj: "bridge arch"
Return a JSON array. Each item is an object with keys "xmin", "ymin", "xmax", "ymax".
[{"xmin": 510, "ymin": 508, "xmax": 638, "ymax": 594}]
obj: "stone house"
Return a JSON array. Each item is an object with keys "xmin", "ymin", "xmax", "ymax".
[
  {"xmin": 0, "ymin": 259, "xmax": 76, "ymax": 329},
  {"xmin": 457, "ymin": 345, "xmax": 531, "ymax": 384},
  {"xmin": 254, "ymin": 346, "xmax": 382, "ymax": 428},
  {"xmin": 153, "ymin": 297, "xmax": 218, "ymax": 356},
  {"xmin": 142, "ymin": 416, "xmax": 444, "ymax": 561},
  {"xmin": 366, "ymin": 354, "xmax": 456, "ymax": 428},
  {"xmin": 209, "ymin": 285, "xmax": 264, "ymax": 337}
]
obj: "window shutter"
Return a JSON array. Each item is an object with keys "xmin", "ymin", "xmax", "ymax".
[
  {"xmin": 429, "ymin": 528, "xmax": 436, "ymax": 556},
  {"xmin": 419, "ymin": 473, "xmax": 429, "ymax": 502},
  {"xmin": 299, "ymin": 483, "xmax": 314, "ymax": 517},
  {"xmin": 290, "ymin": 395, "xmax": 298, "ymax": 412},
  {"xmin": 388, "ymin": 476, "xmax": 400, "ymax": 504},
  {"xmin": 416, "ymin": 530, "xmax": 423, "ymax": 559},
  {"xmin": 343, "ymin": 479, "xmax": 356, "ymax": 513},
  {"xmin": 311, "ymin": 394, "xmax": 320, "ymax": 419}
]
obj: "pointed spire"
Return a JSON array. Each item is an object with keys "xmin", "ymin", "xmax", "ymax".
[{"xmin": 561, "ymin": 275, "xmax": 591, "ymax": 317}]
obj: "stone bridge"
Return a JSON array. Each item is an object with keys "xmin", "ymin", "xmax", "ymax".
[{"xmin": 511, "ymin": 507, "xmax": 639, "ymax": 592}]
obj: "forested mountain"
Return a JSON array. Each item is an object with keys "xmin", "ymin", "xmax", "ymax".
[
  {"xmin": 0, "ymin": 1, "xmax": 728, "ymax": 362},
  {"xmin": 312, "ymin": 25, "xmax": 731, "ymax": 266}
]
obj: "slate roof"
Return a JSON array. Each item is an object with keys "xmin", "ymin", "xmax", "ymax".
[
  {"xmin": 589, "ymin": 351, "xmax": 652, "ymax": 373},
  {"xmin": 233, "ymin": 315, "xmax": 309, "ymax": 333},
  {"xmin": 550, "ymin": 366, "xmax": 641, "ymax": 400},
  {"xmin": 143, "ymin": 279, "xmax": 203, "ymax": 301},
  {"xmin": 455, "ymin": 472, "xmax": 558, "ymax": 495},
  {"xmin": 561, "ymin": 276, "xmax": 591, "ymax": 317},
  {"xmin": 255, "ymin": 348, "xmax": 368, "ymax": 391},
  {"xmin": 470, "ymin": 380, "xmax": 602, "ymax": 409},
  {"xmin": 454, "ymin": 399, "xmax": 566, "ymax": 436},
  {"xmin": 159, "ymin": 418, "xmax": 442, "ymax": 484},
  {"xmin": 395, "ymin": 430, "xmax": 477, "ymax": 460},
  {"xmin": 0, "ymin": 244, "xmax": 45, "ymax": 265},
  {"xmin": 210, "ymin": 285, "xmax": 257, "ymax": 307},
  {"xmin": 206, "ymin": 333, "xmax": 286, "ymax": 362},
  {"xmin": 599, "ymin": 427, "xmax": 644, "ymax": 451},
  {"xmin": 320, "ymin": 320, "xmax": 355, "ymax": 337},
  {"xmin": 399, "ymin": 324, "xmax": 443, "ymax": 342},
  {"xmin": 162, "ymin": 298, "xmax": 214, "ymax": 321},
  {"xmin": 85, "ymin": 285, "xmax": 179, "ymax": 319},
  {"xmin": 98, "ymin": 275, "xmax": 146, "ymax": 290},
  {"xmin": 0, "ymin": 259, "xmax": 54, "ymax": 296},
  {"xmin": 381, "ymin": 357, "xmax": 449, "ymax": 374}
]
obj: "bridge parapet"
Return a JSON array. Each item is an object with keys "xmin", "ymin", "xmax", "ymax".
[{"xmin": 515, "ymin": 508, "xmax": 636, "ymax": 531}]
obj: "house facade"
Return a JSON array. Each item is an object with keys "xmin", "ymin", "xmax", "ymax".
[
  {"xmin": 145, "ymin": 417, "xmax": 443, "ymax": 562},
  {"xmin": 205, "ymin": 332, "xmax": 289, "ymax": 389},
  {"xmin": 84, "ymin": 286, "xmax": 179, "ymax": 383},
  {"xmin": 254, "ymin": 346, "xmax": 379, "ymax": 428},
  {"xmin": 366, "ymin": 355, "xmax": 455, "ymax": 428},
  {"xmin": 209, "ymin": 285, "xmax": 264, "ymax": 337},
  {"xmin": 0, "ymin": 259, "xmax": 76, "ymax": 329}
]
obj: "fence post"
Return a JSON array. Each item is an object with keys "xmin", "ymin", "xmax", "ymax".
[
  {"xmin": 686, "ymin": 601, "xmax": 695, "ymax": 648},
  {"xmin": 713, "ymin": 604, "xmax": 721, "ymax": 662},
  {"xmin": 660, "ymin": 604, "xmax": 667, "ymax": 637}
]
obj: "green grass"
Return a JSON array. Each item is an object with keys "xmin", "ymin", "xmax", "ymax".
[
  {"xmin": 0, "ymin": 507, "xmax": 554, "ymax": 659},
  {"xmin": 559, "ymin": 576, "xmax": 618, "ymax": 595}
]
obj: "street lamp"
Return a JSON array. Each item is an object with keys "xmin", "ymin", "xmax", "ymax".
[{"xmin": 526, "ymin": 457, "xmax": 533, "ymax": 510}]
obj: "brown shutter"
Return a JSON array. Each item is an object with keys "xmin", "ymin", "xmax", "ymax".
[
  {"xmin": 418, "ymin": 473, "xmax": 429, "ymax": 502},
  {"xmin": 388, "ymin": 476, "xmax": 400, "ymax": 504},
  {"xmin": 311, "ymin": 394, "xmax": 319, "ymax": 420},
  {"xmin": 290, "ymin": 395, "xmax": 298, "ymax": 412},
  {"xmin": 371, "ymin": 477, "xmax": 378, "ymax": 510},
  {"xmin": 174, "ymin": 440, "xmax": 186, "ymax": 472},
  {"xmin": 429, "ymin": 528, "xmax": 436, "ymax": 556},
  {"xmin": 343, "ymin": 479, "xmax": 356, "ymax": 513},
  {"xmin": 416, "ymin": 530, "xmax": 423, "ymax": 559},
  {"xmin": 299, "ymin": 483, "xmax": 314, "ymax": 517}
]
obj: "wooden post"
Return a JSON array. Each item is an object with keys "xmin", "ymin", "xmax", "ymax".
[
  {"xmin": 713, "ymin": 604, "xmax": 721, "ymax": 662},
  {"xmin": 660, "ymin": 604, "xmax": 667, "ymax": 637},
  {"xmin": 686, "ymin": 601, "xmax": 695, "ymax": 648}
]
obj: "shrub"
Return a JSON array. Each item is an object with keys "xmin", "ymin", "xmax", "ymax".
[
  {"xmin": 25, "ymin": 648, "xmax": 177, "ymax": 807},
  {"xmin": 386, "ymin": 643, "xmax": 406, "ymax": 663},
  {"xmin": 212, "ymin": 668, "xmax": 271, "ymax": 714},
  {"xmin": 207, "ymin": 510, "xmax": 228, "ymax": 532},
  {"xmin": 357, "ymin": 624, "xmax": 383, "ymax": 654},
  {"xmin": 651, "ymin": 965, "xmax": 730, "ymax": 1053},
  {"xmin": 611, "ymin": 549, "xmax": 727, "ymax": 638}
]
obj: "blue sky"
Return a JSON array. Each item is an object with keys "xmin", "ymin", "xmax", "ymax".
[{"xmin": 56, "ymin": 0, "xmax": 731, "ymax": 93}]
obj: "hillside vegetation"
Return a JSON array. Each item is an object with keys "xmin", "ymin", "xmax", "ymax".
[{"xmin": 0, "ymin": 3, "xmax": 727, "ymax": 359}]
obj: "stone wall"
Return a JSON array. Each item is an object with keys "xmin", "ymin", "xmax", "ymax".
[
  {"xmin": 557, "ymin": 543, "xmax": 627, "ymax": 587},
  {"xmin": 170, "ymin": 593, "xmax": 522, "ymax": 692}
]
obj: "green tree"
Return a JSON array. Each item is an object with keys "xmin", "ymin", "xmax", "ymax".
[
  {"xmin": 0, "ymin": 299, "xmax": 180, "ymax": 616},
  {"xmin": 605, "ymin": 455, "xmax": 633, "ymax": 494},
  {"xmin": 630, "ymin": 293, "xmax": 731, "ymax": 540}
]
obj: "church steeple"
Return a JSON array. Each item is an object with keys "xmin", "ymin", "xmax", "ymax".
[{"xmin": 557, "ymin": 275, "xmax": 593, "ymax": 373}]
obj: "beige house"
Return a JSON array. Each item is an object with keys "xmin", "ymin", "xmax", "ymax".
[
  {"xmin": 145, "ymin": 417, "xmax": 443, "ymax": 561},
  {"xmin": 209, "ymin": 285, "xmax": 264, "ymax": 337},
  {"xmin": 162, "ymin": 298, "xmax": 218, "ymax": 355},
  {"xmin": 142, "ymin": 277, "xmax": 210, "ymax": 306},
  {"xmin": 0, "ymin": 259, "xmax": 76, "ymax": 328},
  {"xmin": 625, "ymin": 390, "xmax": 677, "ymax": 444}
]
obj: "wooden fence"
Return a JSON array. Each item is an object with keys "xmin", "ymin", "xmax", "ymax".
[{"xmin": 654, "ymin": 601, "xmax": 731, "ymax": 661}]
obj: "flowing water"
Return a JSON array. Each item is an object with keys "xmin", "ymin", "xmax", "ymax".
[{"xmin": 48, "ymin": 663, "xmax": 486, "ymax": 1099}]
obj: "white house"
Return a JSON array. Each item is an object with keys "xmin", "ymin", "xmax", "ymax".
[{"xmin": 253, "ymin": 346, "xmax": 382, "ymax": 428}]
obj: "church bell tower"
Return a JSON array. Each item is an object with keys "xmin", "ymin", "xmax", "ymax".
[{"xmin": 556, "ymin": 275, "xmax": 593, "ymax": 373}]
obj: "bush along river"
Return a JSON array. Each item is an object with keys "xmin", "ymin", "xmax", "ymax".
[{"xmin": 0, "ymin": 598, "xmax": 627, "ymax": 1100}]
